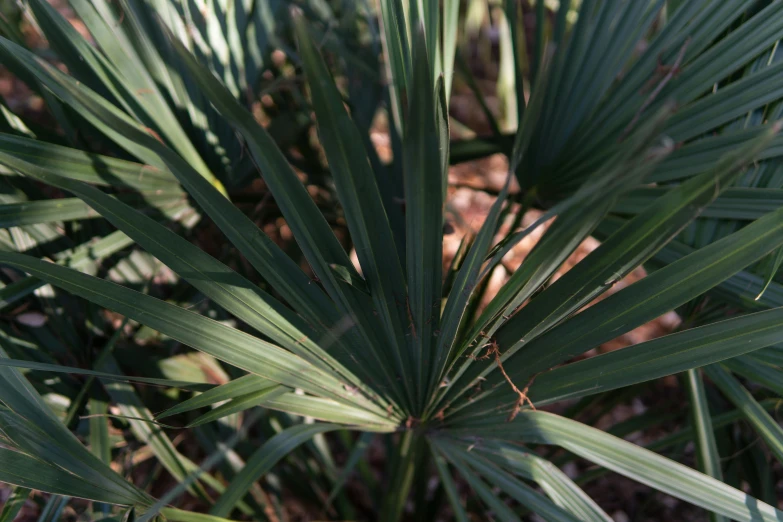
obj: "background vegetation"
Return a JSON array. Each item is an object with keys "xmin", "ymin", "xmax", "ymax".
[{"xmin": 1, "ymin": 0, "xmax": 783, "ymax": 520}]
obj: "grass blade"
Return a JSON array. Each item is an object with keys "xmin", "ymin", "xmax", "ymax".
[
  {"xmin": 377, "ymin": 0, "xmax": 411, "ymax": 134},
  {"xmin": 210, "ymin": 423, "xmax": 340, "ymax": 517},
  {"xmin": 685, "ymin": 368, "xmax": 727, "ymax": 522},
  {"xmin": 0, "ymin": 345, "xmax": 152, "ymax": 507},
  {"xmin": 704, "ymin": 364, "xmax": 783, "ymax": 465},
  {"xmin": 442, "ymin": 441, "xmax": 581, "ymax": 522},
  {"xmin": 185, "ymin": 386, "xmax": 289, "ymax": 428},
  {"xmin": 475, "ymin": 441, "xmax": 611, "ymax": 522},
  {"xmin": 0, "ymin": 358, "xmax": 212, "ymax": 391},
  {"xmin": 158, "ymin": 375, "xmax": 273, "ymax": 419},
  {"xmin": 437, "ymin": 449, "xmax": 519, "ymax": 522},
  {"xmin": 0, "ymin": 486, "xmax": 30, "ymax": 522},
  {"xmin": 163, "ymin": 27, "xmax": 408, "ymax": 410},
  {"xmin": 295, "ymin": 17, "xmax": 412, "ymax": 401},
  {"xmin": 452, "ymin": 411, "xmax": 783, "ymax": 522},
  {"xmin": 404, "ymin": 29, "xmax": 444, "ymax": 409},
  {"xmin": 0, "ymin": 153, "xmax": 365, "ymax": 386},
  {"xmin": 431, "ymin": 445, "xmax": 469, "ymax": 522},
  {"xmin": 0, "ymin": 133, "xmax": 178, "ymax": 190},
  {"xmin": 499, "ymin": 201, "xmax": 783, "ymax": 386},
  {"xmin": 326, "ymin": 431, "xmax": 375, "ymax": 507},
  {"xmin": 0, "ymin": 251, "xmax": 391, "ymax": 420},
  {"xmin": 0, "ymin": 446, "xmax": 138, "ymax": 506},
  {"xmin": 522, "ymin": 306, "xmax": 783, "ymax": 406},
  {"xmin": 429, "ymin": 175, "xmax": 511, "ymax": 399}
]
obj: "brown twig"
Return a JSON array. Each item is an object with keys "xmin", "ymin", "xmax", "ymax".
[
  {"xmin": 467, "ymin": 342, "xmax": 493, "ymax": 361},
  {"xmin": 487, "ymin": 340, "xmax": 537, "ymax": 421}
]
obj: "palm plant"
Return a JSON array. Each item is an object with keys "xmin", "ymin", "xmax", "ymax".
[{"xmin": 1, "ymin": 0, "xmax": 783, "ymax": 521}]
